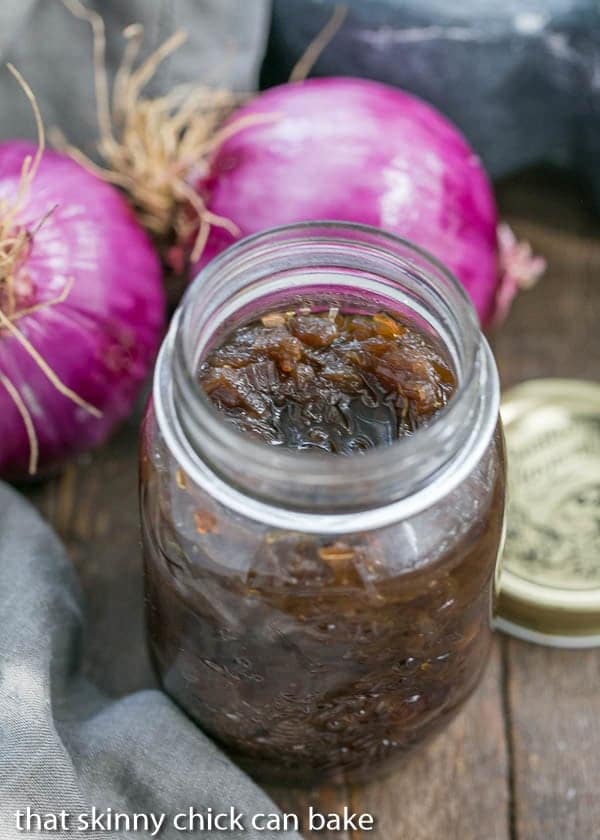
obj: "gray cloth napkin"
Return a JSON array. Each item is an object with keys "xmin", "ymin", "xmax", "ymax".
[
  {"xmin": 0, "ymin": 483, "xmax": 301, "ymax": 839},
  {"xmin": 0, "ymin": 0, "xmax": 271, "ymax": 149}
]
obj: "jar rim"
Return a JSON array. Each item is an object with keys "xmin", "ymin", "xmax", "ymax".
[{"xmin": 155, "ymin": 222, "xmax": 500, "ymax": 529}]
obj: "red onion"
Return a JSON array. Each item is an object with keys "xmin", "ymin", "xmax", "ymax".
[
  {"xmin": 60, "ymin": 7, "xmax": 542, "ymax": 322},
  {"xmin": 0, "ymin": 140, "xmax": 164, "ymax": 480},
  {"xmin": 192, "ymin": 78, "xmax": 544, "ymax": 326}
]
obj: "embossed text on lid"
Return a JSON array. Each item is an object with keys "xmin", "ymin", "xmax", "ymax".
[{"xmin": 497, "ymin": 379, "xmax": 600, "ymax": 647}]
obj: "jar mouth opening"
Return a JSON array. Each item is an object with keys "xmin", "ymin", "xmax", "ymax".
[
  {"xmin": 175, "ymin": 338, "xmax": 476, "ymax": 487},
  {"xmin": 159, "ymin": 222, "xmax": 498, "ymax": 518}
]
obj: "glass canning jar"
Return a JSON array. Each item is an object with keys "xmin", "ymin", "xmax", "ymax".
[{"xmin": 140, "ymin": 223, "xmax": 506, "ymax": 785}]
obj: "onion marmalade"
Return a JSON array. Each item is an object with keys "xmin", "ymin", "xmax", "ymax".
[
  {"xmin": 141, "ymin": 224, "xmax": 505, "ymax": 785},
  {"xmin": 199, "ymin": 309, "xmax": 455, "ymax": 453}
]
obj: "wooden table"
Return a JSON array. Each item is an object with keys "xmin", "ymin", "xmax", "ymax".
[{"xmin": 25, "ymin": 170, "xmax": 600, "ymax": 840}]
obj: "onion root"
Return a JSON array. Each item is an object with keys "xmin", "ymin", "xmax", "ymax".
[
  {"xmin": 58, "ymin": 1, "xmax": 346, "ymax": 275},
  {"xmin": 0, "ymin": 64, "xmax": 101, "ymax": 476},
  {"xmin": 494, "ymin": 223, "xmax": 547, "ymax": 326},
  {"xmin": 58, "ymin": 0, "xmax": 276, "ymax": 272}
]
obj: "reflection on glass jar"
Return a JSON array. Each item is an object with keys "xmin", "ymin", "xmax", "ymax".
[{"xmin": 140, "ymin": 223, "xmax": 506, "ymax": 785}]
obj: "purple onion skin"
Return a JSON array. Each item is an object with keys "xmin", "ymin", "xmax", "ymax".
[
  {"xmin": 0, "ymin": 142, "xmax": 165, "ymax": 481},
  {"xmin": 193, "ymin": 77, "xmax": 499, "ymax": 325}
]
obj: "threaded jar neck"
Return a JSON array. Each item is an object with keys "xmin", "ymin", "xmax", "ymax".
[{"xmin": 155, "ymin": 222, "xmax": 499, "ymax": 531}]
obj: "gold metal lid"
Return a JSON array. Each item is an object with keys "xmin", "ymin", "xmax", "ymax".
[{"xmin": 496, "ymin": 379, "xmax": 600, "ymax": 647}]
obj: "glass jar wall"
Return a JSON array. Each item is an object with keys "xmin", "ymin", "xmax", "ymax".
[{"xmin": 140, "ymin": 223, "xmax": 506, "ymax": 785}]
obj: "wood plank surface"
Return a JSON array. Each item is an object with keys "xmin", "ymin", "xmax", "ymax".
[
  {"xmin": 21, "ymin": 168, "xmax": 600, "ymax": 839},
  {"xmin": 494, "ymin": 170, "xmax": 600, "ymax": 386},
  {"xmin": 353, "ymin": 642, "xmax": 509, "ymax": 840},
  {"xmin": 25, "ymin": 410, "xmax": 154, "ymax": 697},
  {"xmin": 493, "ymin": 171, "xmax": 600, "ymax": 840},
  {"xmin": 505, "ymin": 644, "xmax": 600, "ymax": 840}
]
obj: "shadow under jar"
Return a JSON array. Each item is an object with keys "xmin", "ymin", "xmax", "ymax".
[{"xmin": 140, "ymin": 223, "xmax": 506, "ymax": 785}]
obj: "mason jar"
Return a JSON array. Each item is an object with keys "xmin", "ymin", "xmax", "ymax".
[{"xmin": 140, "ymin": 223, "xmax": 506, "ymax": 785}]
